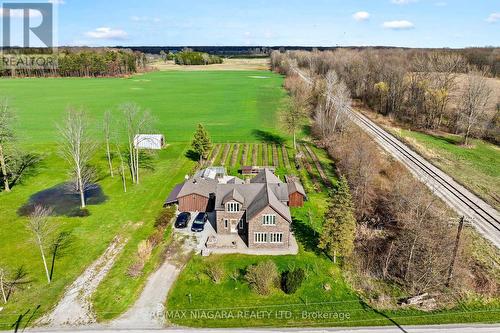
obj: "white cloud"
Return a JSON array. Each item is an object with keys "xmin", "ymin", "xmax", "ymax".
[
  {"xmin": 434, "ymin": 2, "xmax": 447, "ymax": 6},
  {"xmin": 391, "ymin": 0, "xmax": 417, "ymax": 4},
  {"xmin": 353, "ymin": 11, "xmax": 370, "ymax": 22},
  {"xmin": 48, "ymin": 0, "xmax": 66, "ymax": 5},
  {"xmin": 0, "ymin": 8, "xmax": 42, "ymax": 18},
  {"xmin": 85, "ymin": 27, "xmax": 128, "ymax": 40},
  {"xmin": 383, "ymin": 20, "xmax": 415, "ymax": 30},
  {"xmin": 486, "ymin": 12, "xmax": 500, "ymax": 23}
]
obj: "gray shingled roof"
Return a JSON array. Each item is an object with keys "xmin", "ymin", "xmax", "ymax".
[
  {"xmin": 177, "ymin": 177, "xmax": 218, "ymax": 198},
  {"xmin": 227, "ymin": 176, "xmax": 245, "ymax": 184},
  {"xmin": 215, "ymin": 183, "xmax": 292, "ymax": 223},
  {"xmin": 164, "ymin": 182, "xmax": 185, "ymax": 205},
  {"xmin": 172, "ymin": 168, "xmax": 293, "ymax": 224},
  {"xmin": 222, "ymin": 188, "xmax": 245, "ymax": 204},
  {"xmin": 287, "ymin": 180, "xmax": 307, "ymax": 198},
  {"xmin": 215, "ymin": 184, "xmax": 265, "ymax": 210},
  {"xmin": 285, "ymin": 175, "xmax": 307, "ymax": 198},
  {"xmin": 250, "ymin": 169, "xmax": 281, "ymax": 184}
]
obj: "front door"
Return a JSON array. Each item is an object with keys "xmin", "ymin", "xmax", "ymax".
[{"xmin": 230, "ymin": 219, "xmax": 238, "ymax": 233}]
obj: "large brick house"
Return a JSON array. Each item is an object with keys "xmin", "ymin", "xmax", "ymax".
[{"xmin": 165, "ymin": 168, "xmax": 306, "ymax": 249}]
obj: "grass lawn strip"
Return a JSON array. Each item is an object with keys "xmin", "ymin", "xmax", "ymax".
[
  {"xmin": 303, "ymin": 144, "xmax": 331, "ymax": 187},
  {"xmin": 208, "ymin": 144, "xmax": 222, "ymax": 166},
  {"xmin": 263, "ymin": 144, "xmax": 269, "ymax": 166},
  {"xmin": 272, "ymin": 144, "xmax": 280, "ymax": 167},
  {"xmin": 230, "ymin": 144, "xmax": 240, "ymax": 167},
  {"xmin": 251, "ymin": 144, "xmax": 258, "ymax": 165},
  {"xmin": 282, "ymin": 145, "xmax": 291, "ymax": 168},
  {"xmin": 220, "ymin": 144, "xmax": 230, "ymax": 166},
  {"xmin": 297, "ymin": 144, "xmax": 323, "ymax": 190},
  {"xmin": 257, "ymin": 144, "xmax": 263, "ymax": 165},
  {"xmin": 241, "ymin": 144, "xmax": 249, "ymax": 166}
]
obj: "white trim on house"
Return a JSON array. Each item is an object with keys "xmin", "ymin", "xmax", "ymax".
[
  {"xmin": 262, "ymin": 214, "xmax": 277, "ymax": 226},
  {"xmin": 254, "ymin": 232, "xmax": 268, "ymax": 243},
  {"xmin": 226, "ymin": 202, "xmax": 241, "ymax": 213},
  {"xmin": 270, "ymin": 233, "xmax": 284, "ymax": 244}
]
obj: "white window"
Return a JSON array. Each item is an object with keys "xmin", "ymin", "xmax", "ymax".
[
  {"xmin": 254, "ymin": 232, "xmax": 268, "ymax": 243},
  {"xmin": 224, "ymin": 219, "xmax": 229, "ymax": 229},
  {"xmin": 269, "ymin": 233, "xmax": 284, "ymax": 243},
  {"xmin": 226, "ymin": 202, "xmax": 240, "ymax": 213},
  {"xmin": 262, "ymin": 214, "xmax": 276, "ymax": 226}
]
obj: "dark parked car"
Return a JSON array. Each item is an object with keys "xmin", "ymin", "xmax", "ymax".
[
  {"xmin": 191, "ymin": 212, "xmax": 208, "ymax": 232},
  {"xmin": 175, "ymin": 212, "xmax": 191, "ymax": 229}
]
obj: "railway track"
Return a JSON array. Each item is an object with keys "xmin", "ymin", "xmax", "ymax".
[{"xmin": 294, "ymin": 67, "xmax": 500, "ymax": 248}]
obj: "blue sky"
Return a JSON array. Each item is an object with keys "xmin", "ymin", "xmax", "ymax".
[{"xmin": 2, "ymin": 0, "xmax": 499, "ymax": 47}]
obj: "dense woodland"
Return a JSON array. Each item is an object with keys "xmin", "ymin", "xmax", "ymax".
[
  {"xmin": 173, "ymin": 50, "xmax": 223, "ymax": 66},
  {"xmin": 272, "ymin": 49, "xmax": 499, "ymax": 306},
  {"xmin": 0, "ymin": 48, "xmax": 147, "ymax": 77},
  {"xmin": 273, "ymin": 48, "xmax": 499, "ymax": 144}
]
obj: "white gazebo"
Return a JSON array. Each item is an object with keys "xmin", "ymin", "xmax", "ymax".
[{"xmin": 133, "ymin": 134, "xmax": 166, "ymax": 150}]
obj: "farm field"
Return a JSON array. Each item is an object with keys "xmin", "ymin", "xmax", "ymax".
[
  {"xmin": 0, "ymin": 70, "xmax": 286, "ymax": 144},
  {"xmin": 0, "ymin": 69, "xmax": 286, "ymax": 327}
]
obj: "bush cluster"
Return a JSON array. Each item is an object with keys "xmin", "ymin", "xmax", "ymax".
[
  {"xmin": 244, "ymin": 260, "xmax": 279, "ymax": 295},
  {"xmin": 205, "ymin": 262, "xmax": 225, "ymax": 284},
  {"xmin": 281, "ymin": 268, "xmax": 305, "ymax": 294},
  {"xmin": 155, "ymin": 206, "xmax": 176, "ymax": 228}
]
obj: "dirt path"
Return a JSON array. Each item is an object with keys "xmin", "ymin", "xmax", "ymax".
[
  {"xmin": 38, "ymin": 237, "xmax": 127, "ymax": 327},
  {"xmin": 108, "ymin": 235, "xmax": 192, "ymax": 329}
]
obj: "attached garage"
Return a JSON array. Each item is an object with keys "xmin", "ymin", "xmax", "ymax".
[
  {"xmin": 178, "ymin": 193, "xmax": 210, "ymax": 212},
  {"xmin": 164, "ymin": 176, "xmax": 218, "ymax": 212}
]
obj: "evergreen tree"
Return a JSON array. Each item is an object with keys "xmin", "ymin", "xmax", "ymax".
[
  {"xmin": 191, "ymin": 124, "xmax": 212, "ymax": 163},
  {"xmin": 319, "ymin": 176, "xmax": 356, "ymax": 263}
]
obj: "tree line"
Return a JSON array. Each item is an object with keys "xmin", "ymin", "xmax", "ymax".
[
  {"xmin": 272, "ymin": 48, "xmax": 499, "ymax": 145},
  {"xmin": 0, "ymin": 49, "xmax": 147, "ymax": 78},
  {"xmin": 174, "ymin": 49, "xmax": 223, "ymax": 66},
  {"xmin": 272, "ymin": 50, "xmax": 498, "ymax": 304}
]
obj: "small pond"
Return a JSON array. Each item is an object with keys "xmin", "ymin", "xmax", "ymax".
[{"xmin": 18, "ymin": 183, "xmax": 107, "ymax": 217}]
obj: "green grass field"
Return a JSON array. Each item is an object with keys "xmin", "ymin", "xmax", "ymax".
[
  {"xmin": 0, "ymin": 70, "xmax": 286, "ymax": 144},
  {"xmin": 0, "ymin": 70, "xmax": 286, "ymax": 327},
  {"xmin": 0, "ymin": 143, "xmax": 195, "ymax": 328},
  {"xmin": 166, "ymin": 252, "xmax": 500, "ymax": 328},
  {"xmin": 392, "ymin": 129, "xmax": 500, "ymax": 210}
]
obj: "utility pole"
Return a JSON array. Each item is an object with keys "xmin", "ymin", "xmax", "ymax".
[{"xmin": 446, "ymin": 216, "xmax": 465, "ymax": 287}]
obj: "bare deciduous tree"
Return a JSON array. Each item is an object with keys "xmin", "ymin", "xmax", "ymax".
[
  {"xmin": 26, "ymin": 206, "xmax": 53, "ymax": 284},
  {"xmin": 0, "ymin": 99, "xmax": 14, "ymax": 192},
  {"xmin": 280, "ymin": 99, "xmax": 306, "ymax": 150},
  {"xmin": 121, "ymin": 103, "xmax": 152, "ymax": 185},
  {"xmin": 458, "ymin": 70, "xmax": 493, "ymax": 145},
  {"xmin": 59, "ymin": 108, "xmax": 96, "ymax": 208},
  {"xmin": 115, "ymin": 144, "xmax": 127, "ymax": 193},
  {"xmin": 103, "ymin": 110, "xmax": 114, "ymax": 178},
  {"xmin": 315, "ymin": 71, "xmax": 351, "ymax": 139}
]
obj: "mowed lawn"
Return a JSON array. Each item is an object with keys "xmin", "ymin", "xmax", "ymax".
[
  {"xmin": 0, "ymin": 70, "xmax": 286, "ymax": 327},
  {"xmin": 0, "ymin": 143, "xmax": 195, "ymax": 328},
  {"xmin": 393, "ymin": 129, "xmax": 500, "ymax": 210},
  {"xmin": 0, "ymin": 71, "xmax": 286, "ymax": 144}
]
